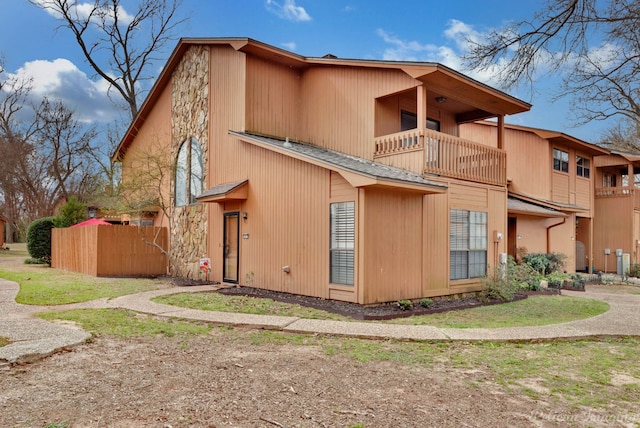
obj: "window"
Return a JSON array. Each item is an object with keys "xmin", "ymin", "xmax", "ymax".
[
  {"xmin": 553, "ymin": 149, "xmax": 569, "ymax": 173},
  {"xmin": 330, "ymin": 202, "xmax": 355, "ymax": 285},
  {"xmin": 175, "ymin": 138, "xmax": 204, "ymax": 206},
  {"xmin": 576, "ymin": 156, "xmax": 590, "ymax": 178},
  {"xmin": 450, "ymin": 209, "xmax": 487, "ymax": 280},
  {"xmin": 400, "ymin": 110, "xmax": 441, "ymax": 132},
  {"xmin": 603, "ymin": 173, "xmax": 616, "ymax": 188}
]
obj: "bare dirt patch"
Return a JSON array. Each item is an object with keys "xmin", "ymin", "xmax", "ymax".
[{"xmin": 0, "ymin": 330, "xmax": 600, "ymax": 428}]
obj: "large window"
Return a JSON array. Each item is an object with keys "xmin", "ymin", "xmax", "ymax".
[
  {"xmin": 553, "ymin": 149, "xmax": 569, "ymax": 173},
  {"xmin": 450, "ymin": 209, "xmax": 487, "ymax": 280},
  {"xmin": 175, "ymin": 138, "xmax": 204, "ymax": 206},
  {"xmin": 576, "ymin": 156, "xmax": 590, "ymax": 178},
  {"xmin": 330, "ymin": 201, "xmax": 355, "ymax": 285}
]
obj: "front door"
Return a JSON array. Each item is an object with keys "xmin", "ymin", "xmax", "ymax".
[{"xmin": 223, "ymin": 212, "xmax": 240, "ymax": 283}]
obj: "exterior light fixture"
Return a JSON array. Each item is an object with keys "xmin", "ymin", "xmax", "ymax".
[{"xmin": 435, "ymin": 96, "xmax": 447, "ymax": 103}]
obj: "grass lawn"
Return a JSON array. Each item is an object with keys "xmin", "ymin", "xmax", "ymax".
[
  {"xmin": 0, "ymin": 268, "xmax": 172, "ymax": 305},
  {"xmin": 387, "ymin": 295, "xmax": 609, "ymax": 328},
  {"xmin": 154, "ymin": 292, "xmax": 610, "ymax": 328},
  {"xmin": 0, "ymin": 336, "xmax": 9, "ymax": 347}
]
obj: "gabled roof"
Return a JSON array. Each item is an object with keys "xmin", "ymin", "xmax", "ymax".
[
  {"xmin": 197, "ymin": 180, "xmax": 248, "ymax": 203},
  {"xmin": 473, "ymin": 121, "xmax": 610, "ymax": 155},
  {"xmin": 113, "ymin": 37, "xmax": 530, "ymax": 160},
  {"xmin": 229, "ymin": 131, "xmax": 447, "ymax": 194}
]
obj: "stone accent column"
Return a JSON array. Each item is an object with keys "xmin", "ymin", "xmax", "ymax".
[{"xmin": 170, "ymin": 45, "xmax": 209, "ymax": 278}]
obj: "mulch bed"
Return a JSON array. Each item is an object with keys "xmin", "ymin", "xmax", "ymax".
[{"xmin": 217, "ymin": 285, "xmax": 550, "ymax": 320}]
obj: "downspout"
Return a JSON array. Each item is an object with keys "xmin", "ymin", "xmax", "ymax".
[{"xmin": 546, "ymin": 218, "xmax": 566, "ymax": 254}]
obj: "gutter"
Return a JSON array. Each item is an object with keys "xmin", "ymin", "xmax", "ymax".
[{"xmin": 546, "ymin": 218, "xmax": 567, "ymax": 254}]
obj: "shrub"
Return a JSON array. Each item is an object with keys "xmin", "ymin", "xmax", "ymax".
[
  {"xmin": 53, "ymin": 196, "xmax": 87, "ymax": 228},
  {"xmin": 26, "ymin": 217, "xmax": 56, "ymax": 265},
  {"xmin": 629, "ymin": 264, "xmax": 640, "ymax": 278},
  {"xmin": 397, "ymin": 300, "xmax": 413, "ymax": 311},
  {"xmin": 420, "ymin": 298, "xmax": 433, "ymax": 308},
  {"xmin": 506, "ymin": 256, "xmax": 543, "ymax": 291},
  {"xmin": 481, "ymin": 264, "xmax": 518, "ymax": 302},
  {"xmin": 522, "ymin": 252, "xmax": 566, "ymax": 275}
]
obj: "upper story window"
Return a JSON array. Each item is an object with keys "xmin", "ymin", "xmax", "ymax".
[
  {"xmin": 400, "ymin": 110, "xmax": 440, "ymax": 132},
  {"xmin": 576, "ymin": 156, "xmax": 590, "ymax": 178},
  {"xmin": 175, "ymin": 138, "xmax": 204, "ymax": 207},
  {"xmin": 603, "ymin": 173, "xmax": 616, "ymax": 188},
  {"xmin": 553, "ymin": 149, "xmax": 569, "ymax": 173}
]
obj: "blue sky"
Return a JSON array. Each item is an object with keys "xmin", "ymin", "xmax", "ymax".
[{"xmin": 0, "ymin": 0, "xmax": 613, "ymax": 143}]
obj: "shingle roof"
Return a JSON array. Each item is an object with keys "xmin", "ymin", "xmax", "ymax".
[
  {"xmin": 229, "ymin": 131, "xmax": 446, "ymax": 191},
  {"xmin": 507, "ymin": 197, "xmax": 568, "ymax": 218}
]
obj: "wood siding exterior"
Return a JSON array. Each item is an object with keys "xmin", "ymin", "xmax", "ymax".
[
  {"xmin": 52, "ymin": 226, "xmax": 168, "ymax": 276},
  {"xmin": 116, "ymin": 38, "xmax": 534, "ymax": 304}
]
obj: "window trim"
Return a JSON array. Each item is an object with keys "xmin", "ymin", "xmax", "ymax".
[
  {"xmin": 553, "ymin": 148, "xmax": 569, "ymax": 173},
  {"xmin": 450, "ymin": 209, "xmax": 488, "ymax": 281},
  {"xmin": 576, "ymin": 155, "xmax": 590, "ymax": 178},
  {"xmin": 330, "ymin": 201, "xmax": 355, "ymax": 286},
  {"xmin": 175, "ymin": 137, "xmax": 204, "ymax": 207}
]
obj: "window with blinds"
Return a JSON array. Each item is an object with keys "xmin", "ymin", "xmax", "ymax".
[
  {"xmin": 330, "ymin": 201, "xmax": 355, "ymax": 285},
  {"xmin": 450, "ymin": 209, "xmax": 487, "ymax": 280}
]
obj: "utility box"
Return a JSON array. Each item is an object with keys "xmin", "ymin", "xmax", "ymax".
[{"xmin": 616, "ymin": 249, "xmax": 630, "ymax": 275}]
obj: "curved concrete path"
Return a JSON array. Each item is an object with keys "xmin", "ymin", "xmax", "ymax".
[{"xmin": 1, "ymin": 278, "xmax": 640, "ymax": 366}]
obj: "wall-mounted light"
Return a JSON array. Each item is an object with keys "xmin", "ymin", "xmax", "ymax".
[
  {"xmin": 242, "ymin": 212, "xmax": 248, "ymax": 220},
  {"xmin": 435, "ymin": 96, "xmax": 447, "ymax": 103}
]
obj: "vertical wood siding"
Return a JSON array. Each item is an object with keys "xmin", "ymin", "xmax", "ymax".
[
  {"xmin": 360, "ymin": 189, "xmax": 423, "ymax": 303},
  {"xmin": 52, "ymin": 226, "xmax": 168, "ymax": 276},
  {"xmin": 593, "ymin": 196, "xmax": 634, "ymax": 271}
]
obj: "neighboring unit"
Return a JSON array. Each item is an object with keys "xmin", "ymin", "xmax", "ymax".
[
  {"xmin": 114, "ymin": 38, "xmax": 532, "ymax": 304},
  {"xmin": 460, "ymin": 122, "xmax": 609, "ymax": 273},
  {"xmin": 592, "ymin": 150, "xmax": 640, "ymax": 272}
]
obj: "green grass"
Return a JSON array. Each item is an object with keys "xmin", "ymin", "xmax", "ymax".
[
  {"xmin": 387, "ymin": 295, "xmax": 610, "ymax": 328},
  {"xmin": 0, "ymin": 336, "xmax": 9, "ymax": 347},
  {"xmin": 153, "ymin": 292, "xmax": 351, "ymax": 321},
  {"xmin": 0, "ymin": 269, "xmax": 171, "ymax": 305},
  {"xmin": 154, "ymin": 292, "xmax": 609, "ymax": 328},
  {"xmin": 38, "ymin": 308, "xmax": 211, "ymax": 338}
]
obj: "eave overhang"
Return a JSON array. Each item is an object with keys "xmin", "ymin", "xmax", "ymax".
[
  {"xmin": 197, "ymin": 179, "xmax": 249, "ymax": 203},
  {"xmin": 509, "ymin": 191, "xmax": 588, "ymax": 214}
]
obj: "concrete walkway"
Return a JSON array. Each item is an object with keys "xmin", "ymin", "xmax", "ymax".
[{"xmin": 1, "ymin": 278, "xmax": 640, "ymax": 366}]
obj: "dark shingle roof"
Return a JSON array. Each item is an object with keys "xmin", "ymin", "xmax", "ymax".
[{"xmin": 229, "ymin": 131, "xmax": 446, "ymax": 191}]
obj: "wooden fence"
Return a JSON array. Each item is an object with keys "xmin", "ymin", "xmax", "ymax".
[{"xmin": 52, "ymin": 225, "xmax": 168, "ymax": 277}]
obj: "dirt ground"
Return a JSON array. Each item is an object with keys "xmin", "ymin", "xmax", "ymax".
[{"xmin": 0, "ymin": 329, "xmax": 603, "ymax": 428}]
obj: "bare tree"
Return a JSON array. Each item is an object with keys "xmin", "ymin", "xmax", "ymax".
[
  {"xmin": 0, "ymin": 62, "xmax": 99, "ymax": 238},
  {"xmin": 464, "ymin": 0, "xmax": 640, "ymax": 127},
  {"xmin": 30, "ymin": 0, "xmax": 186, "ymax": 119}
]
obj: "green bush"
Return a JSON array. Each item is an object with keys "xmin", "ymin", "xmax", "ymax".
[
  {"xmin": 420, "ymin": 298, "xmax": 433, "ymax": 308},
  {"xmin": 522, "ymin": 252, "xmax": 566, "ymax": 275},
  {"xmin": 53, "ymin": 196, "xmax": 87, "ymax": 228},
  {"xmin": 481, "ymin": 264, "xmax": 518, "ymax": 302},
  {"xmin": 506, "ymin": 256, "xmax": 543, "ymax": 290},
  {"xmin": 397, "ymin": 300, "xmax": 413, "ymax": 311},
  {"xmin": 629, "ymin": 264, "xmax": 640, "ymax": 278},
  {"xmin": 26, "ymin": 217, "xmax": 56, "ymax": 265}
]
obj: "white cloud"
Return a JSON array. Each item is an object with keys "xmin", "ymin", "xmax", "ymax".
[
  {"xmin": 265, "ymin": 0, "xmax": 312, "ymax": 22},
  {"xmin": 6, "ymin": 58, "xmax": 118, "ymax": 123},
  {"xmin": 32, "ymin": 0, "xmax": 134, "ymax": 25},
  {"xmin": 281, "ymin": 41, "xmax": 297, "ymax": 51}
]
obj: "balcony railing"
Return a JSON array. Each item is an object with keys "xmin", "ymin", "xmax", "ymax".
[
  {"xmin": 595, "ymin": 186, "xmax": 640, "ymax": 208},
  {"xmin": 374, "ymin": 129, "xmax": 506, "ymax": 185}
]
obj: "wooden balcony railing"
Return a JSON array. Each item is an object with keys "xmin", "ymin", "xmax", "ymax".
[
  {"xmin": 374, "ymin": 129, "xmax": 506, "ymax": 185},
  {"xmin": 595, "ymin": 186, "xmax": 640, "ymax": 208}
]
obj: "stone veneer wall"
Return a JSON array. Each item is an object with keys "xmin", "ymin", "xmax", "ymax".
[{"xmin": 170, "ymin": 46, "xmax": 209, "ymax": 278}]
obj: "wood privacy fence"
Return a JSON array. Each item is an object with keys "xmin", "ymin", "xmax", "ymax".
[{"xmin": 52, "ymin": 225, "xmax": 168, "ymax": 277}]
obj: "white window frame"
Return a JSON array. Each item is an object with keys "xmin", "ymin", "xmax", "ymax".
[
  {"xmin": 330, "ymin": 201, "xmax": 355, "ymax": 286},
  {"xmin": 450, "ymin": 209, "xmax": 487, "ymax": 280}
]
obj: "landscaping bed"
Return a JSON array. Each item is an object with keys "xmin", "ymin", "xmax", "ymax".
[{"xmin": 217, "ymin": 285, "xmax": 537, "ymax": 320}]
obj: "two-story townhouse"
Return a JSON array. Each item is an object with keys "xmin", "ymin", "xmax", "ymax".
[
  {"xmin": 592, "ymin": 150, "xmax": 640, "ymax": 271},
  {"xmin": 460, "ymin": 122, "xmax": 609, "ymax": 273},
  {"xmin": 114, "ymin": 38, "xmax": 530, "ymax": 304}
]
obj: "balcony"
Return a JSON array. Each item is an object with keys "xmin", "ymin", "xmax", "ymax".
[
  {"xmin": 595, "ymin": 186, "xmax": 640, "ymax": 209},
  {"xmin": 374, "ymin": 128, "xmax": 506, "ymax": 186}
]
